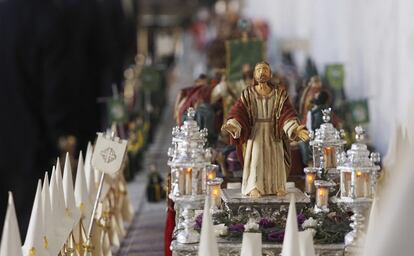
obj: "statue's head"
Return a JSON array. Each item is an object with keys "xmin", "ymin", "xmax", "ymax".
[
  {"xmin": 308, "ymin": 75, "xmax": 322, "ymax": 88},
  {"xmin": 254, "ymin": 61, "xmax": 272, "ymax": 84}
]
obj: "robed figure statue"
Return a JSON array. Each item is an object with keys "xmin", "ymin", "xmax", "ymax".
[{"xmin": 222, "ymin": 62, "xmax": 309, "ymax": 197}]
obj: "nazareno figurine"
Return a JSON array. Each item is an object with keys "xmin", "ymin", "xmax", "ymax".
[{"xmin": 222, "ymin": 62, "xmax": 309, "ymax": 197}]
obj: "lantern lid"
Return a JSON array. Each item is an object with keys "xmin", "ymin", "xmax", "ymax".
[
  {"xmin": 303, "ymin": 167, "xmax": 320, "ymax": 174},
  {"xmin": 168, "ymin": 107, "xmax": 211, "ymax": 168},
  {"xmin": 207, "ymin": 177, "xmax": 223, "ymax": 186},
  {"xmin": 337, "ymin": 126, "xmax": 380, "ymax": 171},
  {"xmin": 314, "ymin": 180, "xmax": 335, "ymax": 187},
  {"xmin": 309, "ymin": 108, "xmax": 346, "ymax": 147}
]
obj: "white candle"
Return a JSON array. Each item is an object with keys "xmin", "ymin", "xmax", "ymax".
[
  {"xmin": 316, "ymin": 187, "xmax": 328, "ymax": 208},
  {"xmin": 305, "ymin": 172, "xmax": 316, "ymax": 194},
  {"xmin": 185, "ymin": 168, "xmax": 192, "ymax": 195},
  {"xmin": 211, "ymin": 186, "xmax": 221, "ymax": 208}
]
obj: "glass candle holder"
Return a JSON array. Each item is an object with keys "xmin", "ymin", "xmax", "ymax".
[
  {"xmin": 207, "ymin": 177, "xmax": 223, "ymax": 209},
  {"xmin": 304, "ymin": 167, "xmax": 318, "ymax": 194},
  {"xmin": 314, "ymin": 180, "xmax": 334, "ymax": 213},
  {"xmin": 207, "ymin": 164, "xmax": 218, "ymax": 181}
]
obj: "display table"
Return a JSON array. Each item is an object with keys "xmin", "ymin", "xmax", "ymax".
[
  {"xmin": 221, "ymin": 188, "xmax": 311, "ymax": 216},
  {"xmin": 171, "ymin": 240, "xmax": 344, "ymax": 256}
]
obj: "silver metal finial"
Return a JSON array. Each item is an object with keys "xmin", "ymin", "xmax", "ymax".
[
  {"xmin": 322, "ymin": 108, "xmax": 332, "ymax": 123},
  {"xmin": 355, "ymin": 126, "xmax": 365, "ymax": 142},
  {"xmin": 187, "ymin": 108, "xmax": 196, "ymax": 120},
  {"xmin": 370, "ymin": 152, "xmax": 381, "ymax": 163}
]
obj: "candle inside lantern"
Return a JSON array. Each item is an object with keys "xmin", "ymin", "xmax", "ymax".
[
  {"xmin": 185, "ymin": 167, "xmax": 192, "ymax": 195},
  {"xmin": 323, "ymin": 146, "xmax": 337, "ymax": 169},
  {"xmin": 316, "ymin": 187, "xmax": 328, "ymax": 208},
  {"xmin": 207, "ymin": 177, "xmax": 223, "ymax": 209},
  {"xmin": 304, "ymin": 167, "xmax": 317, "ymax": 194},
  {"xmin": 314, "ymin": 180, "xmax": 334, "ymax": 213},
  {"xmin": 202, "ymin": 164, "xmax": 218, "ymax": 193},
  {"xmin": 355, "ymin": 171, "xmax": 369, "ymax": 198},
  {"xmin": 207, "ymin": 169, "xmax": 216, "ymax": 181},
  {"xmin": 211, "ymin": 186, "xmax": 220, "ymax": 208}
]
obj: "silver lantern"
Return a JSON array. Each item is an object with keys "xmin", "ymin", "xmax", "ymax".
[
  {"xmin": 167, "ymin": 107, "xmax": 212, "ymax": 244},
  {"xmin": 309, "ymin": 108, "xmax": 346, "ymax": 181},
  {"xmin": 336, "ymin": 126, "xmax": 380, "ymax": 252}
]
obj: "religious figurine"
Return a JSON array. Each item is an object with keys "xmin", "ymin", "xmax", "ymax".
[
  {"xmin": 146, "ymin": 164, "xmax": 165, "ymax": 202},
  {"xmin": 299, "ymin": 76, "xmax": 323, "ymax": 119},
  {"xmin": 174, "ymin": 74, "xmax": 212, "ymax": 124},
  {"xmin": 222, "ymin": 62, "xmax": 309, "ymax": 197}
]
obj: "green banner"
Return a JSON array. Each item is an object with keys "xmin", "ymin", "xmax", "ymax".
[
  {"xmin": 324, "ymin": 64, "xmax": 345, "ymax": 94},
  {"xmin": 346, "ymin": 99, "xmax": 369, "ymax": 125},
  {"xmin": 139, "ymin": 66, "xmax": 162, "ymax": 92},
  {"xmin": 226, "ymin": 39, "xmax": 264, "ymax": 82},
  {"xmin": 107, "ymin": 98, "xmax": 128, "ymax": 124}
]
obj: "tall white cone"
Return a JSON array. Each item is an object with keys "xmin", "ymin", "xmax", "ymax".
[
  {"xmin": 84, "ymin": 142, "xmax": 97, "ymax": 203},
  {"xmin": 299, "ymin": 230, "xmax": 316, "ymax": 256},
  {"xmin": 198, "ymin": 196, "xmax": 219, "ymax": 256},
  {"xmin": 0, "ymin": 192, "xmax": 23, "ymax": 256},
  {"xmin": 75, "ymin": 152, "xmax": 92, "ymax": 229},
  {"xmin": 282, "ymin": 194, "xmax": 301, "ymax": 256},
  {"xmin": 55, "ymin": 157, "xmax": 64, "ymax": 198},
  {"xmin": 23, "ymin": 180, "xmax": 48, "ymax": 256},
  {"xmin": 240, "ymin": 232, "xmax": 262, "ymax": 256},
  {"xmin": 63, "ymin": 152, "xmax": 80, "ymax": 224},
  {"xmin": 50, "ymin": 166, "xmax": 74, "ymax": 255},
  {"xmin": 41, "ymin": 172, "xmax": 54, "ymax": 253},
  {"xmin": 50, "ymin": 167, "xmax": 64, "ymax": 221}
]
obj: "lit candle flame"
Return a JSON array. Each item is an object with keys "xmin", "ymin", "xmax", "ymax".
[{"xmin": 212, "ymin": 187, "xmax": 220, "ymax": 197}]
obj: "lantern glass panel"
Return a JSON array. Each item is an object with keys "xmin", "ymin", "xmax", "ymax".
[
  {"xmin": 316, "ymin": 186, "xmax": 329, "ymax": 208},
  {"xmin": 355, "ymin": 171, "xmax": 371, "ymax": 198},
  {"xmin": 323, "ymin": 146, "xmax": 337, "ymax": 169},
  {"xmin": 341, "ymin": 171, "xmax": 352, "ymax": 198}
]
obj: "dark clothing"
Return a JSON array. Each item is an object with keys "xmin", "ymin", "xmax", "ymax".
[
  {"xmin": 0, "ymin": 0, "xmax": 137, "ymax": 238},
  {"xmin": 0, "ymin": 0, "xmax": 67, "ymax": 238}
]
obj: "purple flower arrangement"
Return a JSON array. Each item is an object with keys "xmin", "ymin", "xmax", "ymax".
[
  {"xmin": 191, "ymin": 204, "xmax": 351, "ymax": 244},
  {"xmin": 259, "ymin": 218, "xmax": 276, "ymax": 229},
  {"xmin": 267, "ymin": 230, "xmax": 285, "ymax": 243},
  {"xmin": 228, "ymin": 223, "xmax": 245, "ymax": 234},
  {"xmin": 297, "ymin": 213, "xmax": 306, "ymax": 228},
  {"xmin": 194, "ymin": 213, "xmax": 203, "ymax": 230}
]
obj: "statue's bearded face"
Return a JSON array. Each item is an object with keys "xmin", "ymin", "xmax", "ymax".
[{"xmin": 254, "ymin": 64, "xmax": 271, "ymax": 83}]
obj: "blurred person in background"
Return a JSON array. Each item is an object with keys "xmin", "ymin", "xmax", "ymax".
[{"xmin": 0, "ymin": 0, "xmax": 137, "ymax": 239}]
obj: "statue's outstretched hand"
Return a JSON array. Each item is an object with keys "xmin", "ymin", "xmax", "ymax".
[
  {"xmin": 221, "ymin": 123, "xmax": 240, "ymax": 139},
  {"xmin": 295, "ymin": 125, "xmax": 310, "ymax": 141}
]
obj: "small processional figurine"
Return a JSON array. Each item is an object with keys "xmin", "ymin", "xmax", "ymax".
[{"xmin": 222, "ymin": 62, "xmax": 309, "ymax": 197}]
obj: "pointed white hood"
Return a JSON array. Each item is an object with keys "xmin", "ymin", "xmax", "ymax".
[
  {"xmin": 0, "ymin": 192, "xmax": 23, "ymax": 256},
  {"xmin": 23, "ymin": 180, "xmax": 48, "ymax": 256}
]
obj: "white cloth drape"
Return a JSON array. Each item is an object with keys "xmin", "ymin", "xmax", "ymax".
[{"xmin": 242, "ymin": 0, "xmax": 414, "ymax": 154}]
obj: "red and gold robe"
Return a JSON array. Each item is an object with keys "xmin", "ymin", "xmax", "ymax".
[{"xmin": 225, "ymin": 86, "xmax": 301, "ymax": 195}]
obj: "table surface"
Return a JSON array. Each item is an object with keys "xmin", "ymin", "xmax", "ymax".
[
  {"xmin": 171, "ymin": 240, "xmax": 345, "ymax": 256},
  {"xmin": 221, "ymin": 188, "xmax": 311, "ymax": 205}
]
